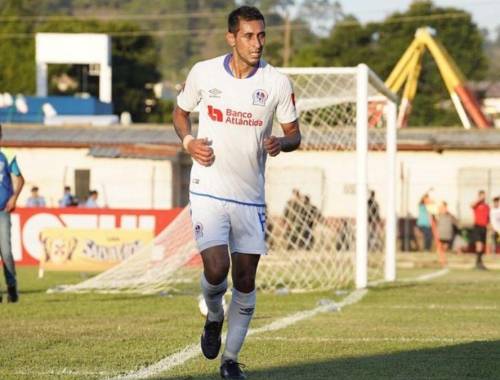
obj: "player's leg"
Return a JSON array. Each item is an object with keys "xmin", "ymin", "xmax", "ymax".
[
  {"xmin": 190, "ymin": 195, "xmax": 231, "ymax": 359},
  {"xmin": 0, "ymin": 211, "xmax": 17, "ymax": 303},
  {"xmin": 220, "ymin": 204, "xmax": 266, "ymax": 379},
  {"xmin": 200, "ymin": 245, "xmax": 230, "ymax": 359},
  {"xmin": 220, "ymin": 253, "xmax": 259, "ymax": 379},
  {"xmin": 474, "ymin": 226, "xmax": 486, "ymax": 270}
]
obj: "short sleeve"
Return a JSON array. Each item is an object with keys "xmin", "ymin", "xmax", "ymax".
[
  {"xmin": 276, "ymin": 75, "xmax": 298, "ymax": 124},
  {"xmin": 9, "ymin": 157, "xmax": 21, "ymax": 176},
  {"xmin": 177, "ymin": 63, "xmax": 201, "ymax": 112}
]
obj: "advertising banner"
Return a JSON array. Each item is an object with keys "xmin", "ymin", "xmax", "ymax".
[
  {"xmin": 10, "ymin": 207, "xmax": 182, "ymax": 265},
  {"xmin": 39, "ymin": 228, "xmax": 153, "ymax": 272}
]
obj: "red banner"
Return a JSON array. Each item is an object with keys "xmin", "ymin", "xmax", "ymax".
[{"xmin": 10, "ymin": 207, "xmax": 182, "ymax": 265}]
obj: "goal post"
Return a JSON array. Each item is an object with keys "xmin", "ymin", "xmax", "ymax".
[{"xmin": 50, "ymin": 64, "xmax": 398, "ymax": 295}]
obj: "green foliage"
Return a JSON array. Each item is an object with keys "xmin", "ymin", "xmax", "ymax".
[
  {"xmin": 293, "ymin": 0, "xmax": 488, "ymax": 127},
  {"xmin": 0, "ymin": 1, "xmax": 36, "ymax": 94}
]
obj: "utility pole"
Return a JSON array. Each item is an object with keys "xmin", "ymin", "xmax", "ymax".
[{"xmin": 283, "ymin": 10, "xmax": 291, "ymax": 67}]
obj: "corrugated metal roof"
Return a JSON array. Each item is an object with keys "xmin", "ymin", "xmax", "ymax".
[
  {"xmin": 1, "ymin": 124, "xmax": 500, "ymax": 152},
  {"xmin": 1, "ymin": 124, "xmax": 181, "ymax": 147}
]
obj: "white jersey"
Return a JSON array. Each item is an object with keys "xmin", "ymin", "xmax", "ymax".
[{"xmin": 177, "ymin": 54, "xmax": 297, "ymax": 206}]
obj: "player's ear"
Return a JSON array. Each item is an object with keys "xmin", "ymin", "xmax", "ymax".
[{"xmin": 226, "ymin": 32, "xmax": 236, "ymax": 47}]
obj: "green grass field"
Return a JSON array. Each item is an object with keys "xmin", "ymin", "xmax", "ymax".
[{"xmin": 0, "ymin": 265, "xmax": 499, "ymax": 380}]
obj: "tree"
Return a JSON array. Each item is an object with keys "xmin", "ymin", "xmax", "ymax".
[
  {"xmin": 293, "ymin": 0, "xmax": 488, "ymax": 126},
  {"xmin": 0, "ymin": 1, "xmax": 36, "ymax": 94}
]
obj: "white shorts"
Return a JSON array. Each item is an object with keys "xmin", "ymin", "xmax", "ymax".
[{"xmin": 189, "ymin": 193, "xmax": 267, "ymax": 255}]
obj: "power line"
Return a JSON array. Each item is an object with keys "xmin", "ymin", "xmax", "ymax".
[{"xmin": 0, "ymin": 12, "xmax": 474, "ymax": 40}]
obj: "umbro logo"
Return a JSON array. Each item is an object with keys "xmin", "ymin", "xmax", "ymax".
[
  {"xmin": 239, "ymin": 307, "xmax": 255, "ymax": 316},
  {"xmin": 209, "ymin": 88, "xmax": 222, "ymax": 98}
]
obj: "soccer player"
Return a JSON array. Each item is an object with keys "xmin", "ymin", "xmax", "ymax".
[{"xmin": 172, "ymin": 6, "xmax": 300, "ymax": 379}]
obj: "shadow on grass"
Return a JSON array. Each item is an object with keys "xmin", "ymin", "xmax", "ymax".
[{"xmin": 151, "ymin": 340, "xmax": 500, "ymax": 380}]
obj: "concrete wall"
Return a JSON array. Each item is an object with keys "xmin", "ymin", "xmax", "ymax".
[
  {"xmin": 266, "ymin": 149, "xmax": 500, "ymax": 225},
  {"xmin": 14, "ymin": 148, "xmax": 173, "ymax": 209}
]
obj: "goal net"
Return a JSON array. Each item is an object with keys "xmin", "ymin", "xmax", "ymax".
[{"xmin": 50, "ymin": 65, "xmax": 397, "ymax": 294}]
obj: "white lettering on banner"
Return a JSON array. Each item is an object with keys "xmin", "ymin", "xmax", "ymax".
[
  {"xmin": 99, "ymin": 215, "xmax": 116, "ymax": 229},
  {"xmin": 138, "ymin": 216, "xmax": 155, "ymax": 229},
  {"xmin": 23, "ymin": 214, "xmax": 62, "ymax": 260},
  {"xmin": 60, "ymin": 215, "xmax": 99, "ymax": 228},
  {"xmin": 122, "ymin": 215, "xmax": 138, "ymax": 229},
  {"xmin": 10, "ymin": 214, "xmax": 22, "ymax": 261}
]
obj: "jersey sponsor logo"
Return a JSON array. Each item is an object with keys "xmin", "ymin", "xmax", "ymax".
[
  {"xmin": 208, "ymin": 88, "xmax": 222, "ymax": 98},
  {"xmin": 252, "ymin": 89, "xmax": 268, "ymax": 106},
  {"xmin": 208, "ymin": 105, "xmax": 223, "ymax": 122},
  {"xmin": 207, "ymin": 105, "xmax": 263, "ymax": 127}
]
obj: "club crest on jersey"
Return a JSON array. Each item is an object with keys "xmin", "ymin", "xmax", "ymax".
[
  {"xmin": 252, "ymin": 89, "xmax": 268, "ymax": 106},
  {"xmin": 194, "ymin": 222, "xmax": 204, "ymax": 239}
]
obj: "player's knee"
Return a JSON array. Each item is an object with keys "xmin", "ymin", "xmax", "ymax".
[
  {"xmin": 204, "ymin": 264, "xmax": 229, "ymax": 285},
  {"xmin": 233, "ymin": 273, "xmax": 256, "ymax": 293}
]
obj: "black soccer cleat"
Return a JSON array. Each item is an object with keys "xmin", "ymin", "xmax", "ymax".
[
  {"xmin": 201, "ymin": 318, "xmax": 223, "ymax": 359},
  {"xmin": 7, "ymin": 285, "xmax": 18, "ymax": 303},
  {"xmin": 220, "ymin": 359, "xmax": 247, "ymax": 380}
]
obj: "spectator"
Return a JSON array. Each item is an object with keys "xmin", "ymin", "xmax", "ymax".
[
  {"xmin": 436, "ymin": 201, "xmax": 458, "ymax": 253},
  {"xmin": 284, "ymin": 189, "xmax": 303, "ymax": 250},
  {"xmin": 84, "ymin": 190, "xmax": 99, "ymax": 208},
  {"xmin": 471, "ymin": 190, "xmax": 490, "ymax": 270},
  {"xmin": 26, "ymin": 186, "xmax": 46, "ymax": 207},
  {"xmin": 417, "ymin": 193, "xmax": 433, "ymax": 252},
  {"xmin": 490, "ymin": 196, "xmax": 499, "ymax": 255},
  {"xmin": 0, "ymin": 124, "xmax": 24, "ymax": 302},
  {"xmin": 302, "ymin": 195, "xmax": 323, "ymax": 250},
  {"xmin": 59, "ymin": 186, "xmax": 77, "ymax": 207},
  {"xmin": 368, "ymin": 190, "xmax": 381, "ymax": 251}
]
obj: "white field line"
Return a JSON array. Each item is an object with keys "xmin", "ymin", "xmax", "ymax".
[
  {"xmin": 249, "ymin": 336, "xmax": 484, "ymax": 343},
  {"xmin": 106, "ymin": 269, "xmax": 448, "ymax": 380},
  {"xmin": 357, "ymin": 304, "xmax": 498, "ymax": 311}
]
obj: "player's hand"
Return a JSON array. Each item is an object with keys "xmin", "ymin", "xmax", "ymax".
[
  {"xmin": 264, "ymin": 136, "xmax": 281, "ymax": 157},
  {"xmin": 187, "ymin": 138, "xmax": 215, "ymax": 166},
  {"xmin": 4, "ymin": 196, "xmax": 17, "ymax": 213}
]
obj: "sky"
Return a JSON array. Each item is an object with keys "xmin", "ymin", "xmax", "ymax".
[{"xmin": 340, "ymin": 0, "xmax": 500, "ymax": 39}]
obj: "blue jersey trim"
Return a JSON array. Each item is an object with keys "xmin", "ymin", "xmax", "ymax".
[
  {"xmin": 190, "ymin": 191, "xmax": 265, "ymax": 207},
  {"xmin": 223, "ymin": 54, "xmax": 260, "ymax": 79}
]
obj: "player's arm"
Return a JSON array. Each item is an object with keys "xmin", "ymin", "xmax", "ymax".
[
  {"xmin": 172, "ymin": 106, "xmax": 215, "ymax": 167},
  {"xmin": 264, "ymin": 120, "xmax": 301, "ymax": 157},
  {"xmin": 4, "ymin": 158, "xmax": 24, "ymax": 212}
]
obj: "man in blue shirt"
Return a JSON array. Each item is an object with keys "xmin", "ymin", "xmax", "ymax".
[
  {"xmin": 0, "ymin": 124, "xmax": 25, "ymax": 303},
  {"xmin": 26, "ymin": 186, "xmax": 46, "ymax": 207}
]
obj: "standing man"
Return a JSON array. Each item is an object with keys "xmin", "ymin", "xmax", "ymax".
[
  {"xmin": 0, "ymin": 124, "xmax": 24, "ymax": 303},
  {"xmin": 471, "ymin": 190, "xmax": 490, "ymax": 270},
  {"xmin": 173, "ymin": 6, "xmax": 300, "ymax": 379}
]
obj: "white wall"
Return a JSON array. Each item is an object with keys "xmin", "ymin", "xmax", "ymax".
[
  {"xmin": 14, "ymin": 148, "xmax": 173, "ymax": 209},
  {"xmin": 266, "ymin": 149, "xmax": 500, "ymax": 224}
]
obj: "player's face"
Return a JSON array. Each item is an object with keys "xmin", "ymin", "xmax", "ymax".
[{"xmin": 228, "ymin": 19, "xmax": 266, "ymax": 66}]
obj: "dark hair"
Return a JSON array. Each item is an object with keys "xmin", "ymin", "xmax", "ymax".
[
  {"xmin": 64, "ymin": 186, "xmax": 71, "ymax": 191},
  {"xmin": 228, "ymin": 6, "xmax": 265, "ymax": 34},
  {"xmin": 32, "ymin": 186, "xmax": 39, "ymax": 192},
  {"xmin": 494, "ymin": 196, "xmax": 500, "ymax": 202}
]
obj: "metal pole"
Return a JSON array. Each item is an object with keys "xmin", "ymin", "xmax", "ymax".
[
  {"xmin": 385, "ymin": 101, "xmax": 397, "ymax": 281},
  {"xmin": 356, "ymin": 64, "xmax": 368, "ymax": 289}
]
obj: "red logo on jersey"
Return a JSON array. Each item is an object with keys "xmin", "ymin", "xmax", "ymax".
[{"xmin": 208, "ymin": 105, "xmax": 223, "ymax": 122}]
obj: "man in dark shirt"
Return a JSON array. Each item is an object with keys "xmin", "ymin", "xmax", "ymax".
[{"xmin": 471, "ymin": 190, "xmax": 490, "ymax": 270}]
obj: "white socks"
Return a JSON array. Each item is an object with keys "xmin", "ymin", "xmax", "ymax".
[
  {"xmin": 201, "ymin": 273, "xmax": 227, "ymax": 322},
  {"xmin": 222, "ymin": 288, "xmax": 257, "ymax": 362}
]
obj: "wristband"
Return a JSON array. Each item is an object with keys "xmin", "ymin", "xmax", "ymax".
[{"xmin": 183, "ymin": 134, "xmax": 194, "ymax": 150}]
